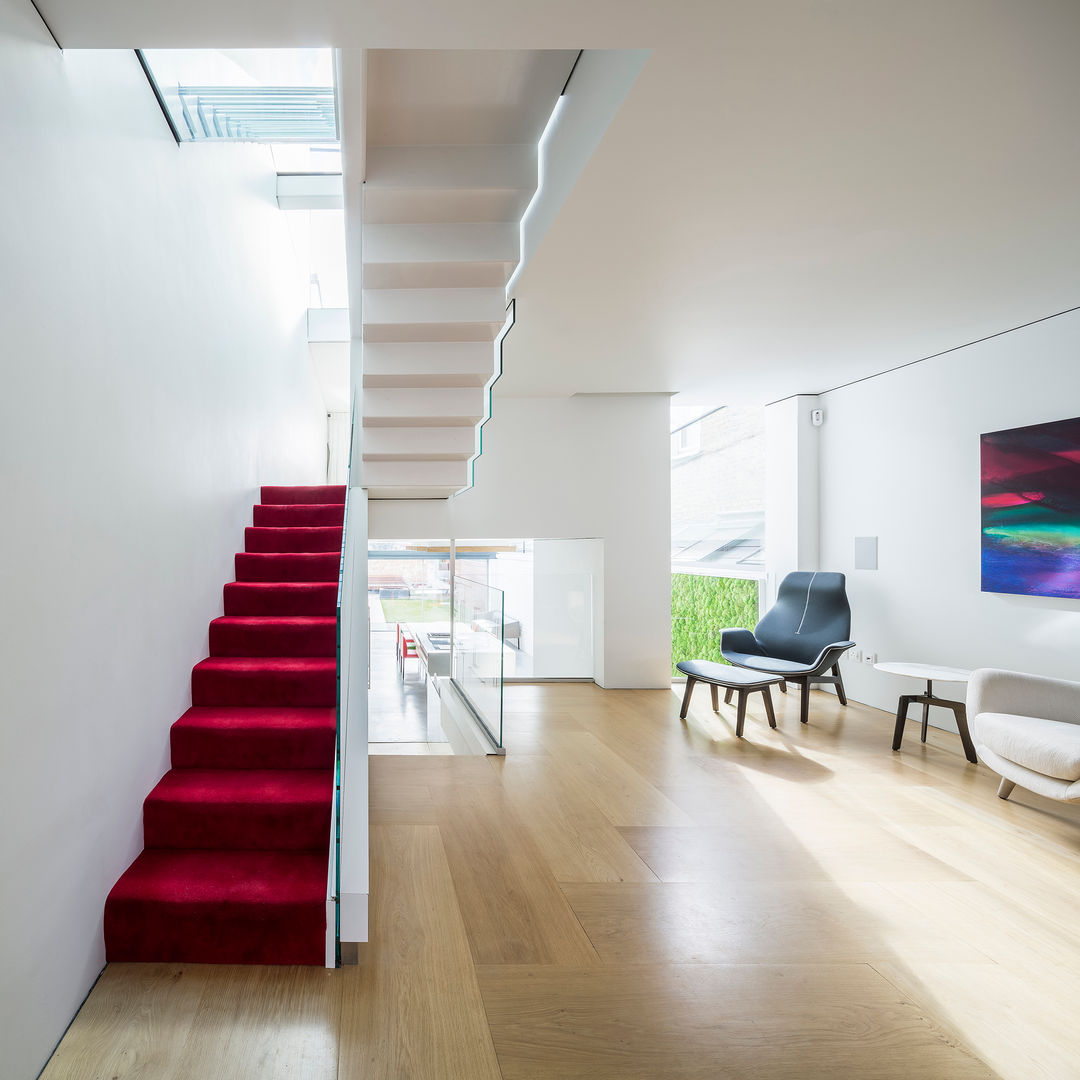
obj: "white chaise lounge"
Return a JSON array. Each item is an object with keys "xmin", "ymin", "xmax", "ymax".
[{"xmin": 967, "ymin": 668, "xmax": 1080, "ymax": 803}]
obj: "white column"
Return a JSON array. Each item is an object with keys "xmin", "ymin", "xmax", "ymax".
[{"xmin": 765, "ymin": 395, "xmax": 821, "ymax": 597}]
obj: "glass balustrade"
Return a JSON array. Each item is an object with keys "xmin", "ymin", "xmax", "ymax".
[{"xmin": 450, "ymin": 575, "xmax": 506, "ymax": 749}]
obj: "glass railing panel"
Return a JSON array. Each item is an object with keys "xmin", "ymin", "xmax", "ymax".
[{"xmin": 450, "ymin": 575, "xmax": 505, "ymax": 748}]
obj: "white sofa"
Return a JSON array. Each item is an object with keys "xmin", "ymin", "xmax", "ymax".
[{"xmin": 967, "ymin": 668, "xmax": 1080, "ymax": 802}]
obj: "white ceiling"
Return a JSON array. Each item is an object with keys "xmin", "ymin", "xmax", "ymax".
[{"xmin": 40, "ymin": 0, "xmax": 1080, "ymax": 405}]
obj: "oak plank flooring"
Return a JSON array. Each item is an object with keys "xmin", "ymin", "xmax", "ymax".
[
  {"xmin": 434, "ymin": 785, "xmax": 601, "ymax": 966},
  {"xmin": 337, "ymin": 823, "xmax": 502, "ymax": 1080},
  {"xmin": 165, "ymin": 966, "xmax": 340, "ymax": 1080},
  {"xmin": 38, "ymin": 964, "xmax": 209, "ymax": 1080},
  {"xmin": 42, "ymin": 683, "xmax": 1080, "ymax": 1080},
  {"xmin": 499, "ymin": 755, "xmax": 661, "ymax": 884},
  {"xmin": 476, "ymin": 963, "xmax": 997, "ymax": 1080},
  {"xmin": 561, "ymin": 880, "xmax": 992, "ymax": 965}
]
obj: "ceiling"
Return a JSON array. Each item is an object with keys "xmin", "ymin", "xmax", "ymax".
[{"xmin": 39, "ymin": 0, "xmax": 1080, "ymax": 405}]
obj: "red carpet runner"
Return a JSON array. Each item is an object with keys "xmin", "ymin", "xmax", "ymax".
[{"xmin": 104, "ymin": 485, "xmax": 345, "ymax": 965}]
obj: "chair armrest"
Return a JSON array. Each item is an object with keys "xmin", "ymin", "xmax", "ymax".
[
  {"xmin": 805, "ymin": 641, "xmax": 856, "ymax": 675},
  {"xmin": 720, "ymin": 628, "xmax": 761, "ymax": 656},
  {"xmin": 967, "ymin": 668, "xmax": 1080, "ymax": 727}
]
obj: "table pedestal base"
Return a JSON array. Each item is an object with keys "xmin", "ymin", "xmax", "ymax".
[{"xmin": 891, "ymin": 679, "xmax": 977, "ymax": 763}]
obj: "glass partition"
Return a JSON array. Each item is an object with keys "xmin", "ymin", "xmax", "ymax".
[{"xmin": 451, "ymin": 576, "xmax": 506, "ymax": 749}]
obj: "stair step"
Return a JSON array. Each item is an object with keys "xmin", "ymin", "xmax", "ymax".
[
  {"xmin": 363, "ymin": 222, "xmax": 518, "ymax": 267},
  {"xmin": 361, "ymin": 459, "xmax": 470, "ymax": 491},
  {"xmin": 362, "ymin": 286, "xmax": 508, "ymax": 327},
  {"xmin": 244, "ymin": 526, "xmax": 343, "ymax": 553},
  {"xmin": 104, "ymin": 849, "xmax": 327, "ymax": 964},
  {"xmin": 223, "ymin": 582, "xmax": 338, "ymax": 616},
  {"xmin": 192, "ymin": 657, "xmax": 337, "ymax": 708},
  {"xmin": 253, "ymin": 503, "xmax": 345, "ymax": 527},
  {"xmin": 143, "ymin": 768, "xmax": 333, "ymax": 851},
  {"xmin": 171, "ymin": 707, "xmax": 336, "ymax": 769},
  {"xmin": 234, "ymin": 552, "xmax": 340, "ymax": 583},
  {"xmin": 260, "ymin": 485, "xmax": 346, "ymax": 505},
  {"xmin": 209, "ymin": 616, "xmax": 337, "ymax": 658},
  {"xmin": 362, "ymin": 341, "xmax": 494, "ymax": 389},
  {"xmin": 361, "ymin": 387, "xmax": 486, "ymax": 427}
]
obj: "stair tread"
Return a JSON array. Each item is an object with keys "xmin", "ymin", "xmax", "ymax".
[
  {"xmin": 244, "ymin": 526, "xmax": 343, "ymax": 553},
  {"xmin": 175, "ymin": 706, "xmax": 336, "ymax": 728},
  {"xmin": 253, "ymin": 504, "xmax": 345, "ymax": 527},
  {"xmin": 261, "ymin": 485, "xmax": 346, "ymax": 505},
  {"xmin": 234, "ymin": 552, "xmax": 340, "ymax": 582},
  {"xmin": 223, "ymin": 582, "xmax": 338, "ymax": 616},
  {"xmin": 210, "ymin": 616, "xmax": 337, "ymax": 629},
  {"xmin": 108, "ymin": 848, "xmax": 327, "ymax": 905},
  {"xmin": 146, "ymin": 767, "xmax": 333, "ymax": 808},
  {"xmin": 193, "ymin": 656, "xmax": 337, "ymax": 674}
]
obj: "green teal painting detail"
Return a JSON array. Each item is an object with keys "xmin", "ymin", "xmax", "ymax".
[{"xmin": 981, "ymin": 416, "xmax": 1080, "ymax": 599}]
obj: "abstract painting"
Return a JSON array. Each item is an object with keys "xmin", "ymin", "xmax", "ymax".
[{"xmin": 981, "ymin": 416, "xmax": 1080, "ymax": 599}]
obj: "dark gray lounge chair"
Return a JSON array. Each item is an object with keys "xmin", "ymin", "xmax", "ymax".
[{"xmin": 720, "ymin": 571, "xmax": 856, "ymax": 725}]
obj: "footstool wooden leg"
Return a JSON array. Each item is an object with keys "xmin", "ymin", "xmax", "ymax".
[
  {"xmin": 710, "ymin": 683, "xmax": 719, "ymax": 711},
  {"xmin": 724, "ymin": 687, "xmax": 733, "ymax": 705},
  {"xmin": 735, "ymin": 690, "xmax": 748, "ymax": 737},
  {"xmin": 892, "ymin": 695, "xmax": 911, "ymax": 751},
  {"xmin": 680, "ymin": 677, "xmax": 696, "ymax": 720},
  {"xmin": 761, "ymin": 686, "xmax": 777, "ymax": 729}
]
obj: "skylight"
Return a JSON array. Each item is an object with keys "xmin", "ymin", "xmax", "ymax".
[{"xmin": 139, "ymin": 49, "xmax": 338, "ymax": 144}]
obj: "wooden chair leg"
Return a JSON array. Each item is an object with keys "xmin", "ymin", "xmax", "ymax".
[
  {"xmin": 679, "ymin": 677, "xmax": 696, "ymax": 720},
  {"xmin": 832, "ymin": 663, "xmax": 848, "ymax": 706},
  {"xmin": 892, "ymin": 696, "xmax": 910, "ymax": 751},
  {"xmin": 777, "ymin": 681, "xmax": 787, "ymax": 694},
  {"xmin": 724, "ymin": 687, "xmax": 733, "ymax": 705},
  {"xmin": 735, "ymin": 690, "xmax": 748, "ymax": 737},
  {"xmin": 997, "ymin": 777, "xmax": 1016, "ymax": 800},
  {"xmin": 798, "ymin": 678, "xmax": 810, "ymax": 724},
  {"xmin": 921, "ymin": 701, "xmax": 930, "ymax": 743},
  {"xmin": 761, "ymin": 686, "xmax": 777, "ymax": 729},
  {"xmin": 710, "ymin": 683, "xmax": 720, "ymax": 711}
]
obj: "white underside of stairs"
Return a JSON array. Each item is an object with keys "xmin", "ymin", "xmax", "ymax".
[{"xmin": 354, "ymin": 51, "xmax": 576, "ymax": 500}]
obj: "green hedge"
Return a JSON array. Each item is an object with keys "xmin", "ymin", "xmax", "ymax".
[{"xmin": 671, "ymin": 574, "xmax": 759, "ymax": 675}]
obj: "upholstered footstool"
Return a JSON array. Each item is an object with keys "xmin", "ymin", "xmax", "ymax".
[{"xmin": 676, "ymin": 660, "xmax": 783, "ymax": 737}]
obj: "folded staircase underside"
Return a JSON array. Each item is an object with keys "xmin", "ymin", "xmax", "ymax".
[
  {"xmin": 352, "ymin": 49, "xmax": 578, "ymax": 499},
  {"xmin": 104, "ymin": 485, "xmax": 344, "ymax": 965}
]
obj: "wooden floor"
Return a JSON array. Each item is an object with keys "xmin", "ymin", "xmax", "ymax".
[{"xmin": 42, "ymin": 683, "xmax": 1080, "ymax": 1079}]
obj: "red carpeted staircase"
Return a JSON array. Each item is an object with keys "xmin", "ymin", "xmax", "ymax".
[{"xmin": 104, "ymin": 485, "xmax": 345, "ymax": 965}]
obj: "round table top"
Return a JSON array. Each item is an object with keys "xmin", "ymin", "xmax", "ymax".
[{"xmin": 874, "ymin": 661, "xmax": 972, "ymax": 682}]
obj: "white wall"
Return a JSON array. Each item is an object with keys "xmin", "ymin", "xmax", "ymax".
[
  {"xmin": 0, "ymin": 10, "xmax": 326, "ymax": 1078},
  {"xmin": 818, "ymin": 309, "xmax": 1080, "ymax": 723},
  {"xmin": 765, "ymin": 394, "xmax": 821, "ymax": 599},
  {"xmin": 532, "ymin": 538, "xmax": 602, "ymax": 679},
  {"xmin": 368, "ymin": 393, "xmax": 671, "ymax": 688}
]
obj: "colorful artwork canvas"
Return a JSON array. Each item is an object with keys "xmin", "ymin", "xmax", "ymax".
[{"xmin": 981, "ymin": 416, "xmax": 1080, "ymax": 599}]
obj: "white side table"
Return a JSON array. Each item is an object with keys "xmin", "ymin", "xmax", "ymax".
[{"xmin": 874, "ymin": 662, "xmax": 978, "ymax": 763}]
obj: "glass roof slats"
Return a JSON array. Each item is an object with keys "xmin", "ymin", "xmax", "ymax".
[{"xmin": 139, "ymin": 49, "xmax": 339, "ymax": 144}]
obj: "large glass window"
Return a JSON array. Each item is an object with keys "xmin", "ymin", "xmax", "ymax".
[
  {"xmin": 367, "ymin": 541, "xmax": 451, "ymax": 631},
  {"xmin": 671, "ymin": 405, "xmax": 766, "ymax": 675}
]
